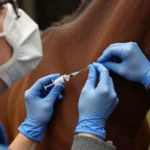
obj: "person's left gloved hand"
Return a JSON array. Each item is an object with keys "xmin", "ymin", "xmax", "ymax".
[
  {"xmin": 75, "ymin": 63, "xmax": 119, "ymax": 139},
  {"xmin": 18, "ymin": 74, "xmax": 64, "ymax": 142},
  {"xmin": 97, "ymin": 42, "xmax": 150, "ymax": 89}
]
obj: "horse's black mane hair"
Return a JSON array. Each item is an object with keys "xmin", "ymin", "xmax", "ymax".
[
  {"xmin": 53, "ymin": 0, "xmax": 92, "ymax": 26},
  {"xmin": 42, "ymin": 0, "xmax": 92, "ymax": 38}
]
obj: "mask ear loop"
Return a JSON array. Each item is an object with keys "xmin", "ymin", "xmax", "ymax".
[{"xmin": 10, "ymin": 0, "xmax": 20, "ymax": 19}]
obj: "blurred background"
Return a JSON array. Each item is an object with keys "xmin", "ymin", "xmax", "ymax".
[{"xmin": 17, "ymin": 0, "xmax": 80, "ymax": 30}]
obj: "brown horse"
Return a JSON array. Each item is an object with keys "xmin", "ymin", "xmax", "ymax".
[{"xmin": 0, "ymin": 0, "xmax": 150, "ymax": 150}]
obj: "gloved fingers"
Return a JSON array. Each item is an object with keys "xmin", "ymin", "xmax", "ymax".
[
  {"xmin": 102, "ymin": 62, "xmax": 121, "ymax": 76},
  {"xmin": 114, "ymin": 97, "xmax": 119, "ymax": 108},
  {"xmin": 109, "ymin": 77, "xmax": 119, "ymax": 106},
  {"xmin": 84, "ymin": 65, "xmax": 97, "ymax": 90},
  {"xmin": 110, "ymin": 97, "xmax": 119, "ymax": 115},
  {"xmin": 31, "ymin": 74, "xmax": 60, "ymax": 92},
  {"xmin": 57, "ymin": 94, "xmax": 64, "ymax": 100},
  {"xmin": 103, "ymin": 43, "xmax": 125, "ymax": 54},
  {"xmin": 97, "ymin": 45, "xmax": 123, "ymax": 63},
  {"xmin": 109, "ymin": 77, "xmax": 115, "ymax": 91},
  {"xmin": 109, "ymin": 77, "xmax": 118, "ymax": 98},
  {"xmin": 92, "ymin": 63, "xmax": 110, "ymax": 88},
  {"xmin": 47, "ymin": 84, "xmax": 64, "ymax": 103}
]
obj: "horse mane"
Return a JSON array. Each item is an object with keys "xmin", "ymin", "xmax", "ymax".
[
  {"xmin": 41, "ymin": 0, "xmax": 92, "ymax": 38},
  {"xmin": 53, "ymin": 0, "xmax": 92, "ymax": 26}
]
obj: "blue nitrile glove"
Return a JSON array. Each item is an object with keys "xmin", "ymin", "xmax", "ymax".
[
  {"xmin": 0, "ymin": 145, "xmax": 8, "ymax": 150},
  {"xmin": 0, "ymin": 124, "xmax": 7, "ymax": 145},
  {"xmin": 75, "ymin": 63, "xmax": 119, "ymax": 139},
  {"xmin": 98, "ymin": 42, "xmax": 150, "ymax": 89},
  {"xmin": 0, "ymin": 124, "xmax": 8, "ymax": 150},
  {"xmin": 18, "ymin": 74, "xmax": 64, "ymax": 142}
]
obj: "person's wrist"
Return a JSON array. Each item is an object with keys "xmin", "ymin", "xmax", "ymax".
[
  {"xmin": 75, "ymin": 118, "xmax": 106, "ymax": 139},
  {"xmin": 18, "ymin": 118, "xmax": 47, "ymax": 142},
  {"xmin": 19, "ymin": 132, "xmax": 38, "ymax": 143},
  {"xmin": 77, "ymin": 133, "xmax": 103, "ymax": 141}
]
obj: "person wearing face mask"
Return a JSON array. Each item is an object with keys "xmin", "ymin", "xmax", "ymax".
[
  {"xmin": 0, "ymin": 0, "xmax": 43, "ymax": 149},
  {"xmin": 0, "ymin": 1, "xmax": 118, "ymax": 150},
  {"xmin": 0, "ymin": 2, "xmax": 148, "ymax": 150},
  {"xmin": 0, "ymin": 3, "xmax": 119, "ymax": 148},
  {"xmin": 0, "ymin": 0, "xmax": 43, "ymax": 94}
]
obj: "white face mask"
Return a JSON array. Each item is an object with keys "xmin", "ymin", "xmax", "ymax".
[{"xmin": 0, "ymin": 3, "xmax": 43, "ymax": 87}]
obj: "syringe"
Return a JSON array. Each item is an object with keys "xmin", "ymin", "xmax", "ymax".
[{"xmin": 44, "ymin": 68, "xmax": 87, "ymax": 90}]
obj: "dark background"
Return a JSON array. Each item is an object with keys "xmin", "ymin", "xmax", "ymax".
[{"xmin": 17, "ymin": 0, "xmax": 80, "ymax": 30}]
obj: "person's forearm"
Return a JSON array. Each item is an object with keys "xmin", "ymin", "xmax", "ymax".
[{"xmin": 9, "ymin": 133, "xmax": 37, "ymax": 150}]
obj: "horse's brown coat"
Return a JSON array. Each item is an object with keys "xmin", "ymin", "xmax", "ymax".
[{"xmin": 0, "ymin": 0, "xmax": 150, "ymax": 150}]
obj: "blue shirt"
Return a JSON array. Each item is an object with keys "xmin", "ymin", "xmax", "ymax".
[{"xmin": 0, "ymin": 124, "xmax": 8, "ymax": 150}]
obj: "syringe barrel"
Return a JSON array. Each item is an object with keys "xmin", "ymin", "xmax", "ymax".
[{"xmin": 53, "ymin": 75, "xmax": 70, "ymax": 85}]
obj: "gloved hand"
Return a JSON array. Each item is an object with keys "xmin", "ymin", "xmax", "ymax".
[
  {"xmin": 18, "ymin": 74, "xmax": 64, "ymax": 142},
  {"xmin": 75, "ymin": 63, "xmax": 119, "ymax": 139},
  {"xmin": 98, "ymin": 42, "xmax": 150, "ymax": 88}
]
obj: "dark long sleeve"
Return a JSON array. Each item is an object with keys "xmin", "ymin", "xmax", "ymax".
[{"xmin": 71, "ymin": 135, "xmax": 116, "ymax": 150}]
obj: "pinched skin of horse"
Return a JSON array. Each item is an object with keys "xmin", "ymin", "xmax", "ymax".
[{"xmin": 0, "ymin": 0, "xmax": 150, "ymax": 150}]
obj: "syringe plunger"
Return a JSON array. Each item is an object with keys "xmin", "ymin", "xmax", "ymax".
[{"xmin": 44, "ymin": 74, "xmax": 71, "ymax": 90}]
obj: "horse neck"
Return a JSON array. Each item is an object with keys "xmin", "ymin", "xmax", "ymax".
[
  {"xmin": 35, "ymin": 0, "xmax": 150, "ymax": 92},
  {"xmin": 47, "ymin": 0, "xmax": 150, "ymax": 59},
  {"xmin": 36, "ymin": 0, "xmax": 150, "ymax": 139}
]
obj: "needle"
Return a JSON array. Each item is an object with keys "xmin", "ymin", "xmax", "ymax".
[
  {"xmin": 44, "ymin": 67, "xmax": 88, "ymax": 91},
  {"xmin": 78, "ymin": 67, "xmax": 88, "ymax": 73}
]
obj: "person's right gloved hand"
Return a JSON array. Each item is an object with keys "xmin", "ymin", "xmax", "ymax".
[
  {"xmin": 98, "ymin": 42, "xmax": 150, "ymax": 88},
  {"xmin": 75, "ymin": 63, "xmax": 119, "ymax": 139},
  {"xmin": 18, "ymin": 74, "xmax": 64, "ymax": 142}
]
